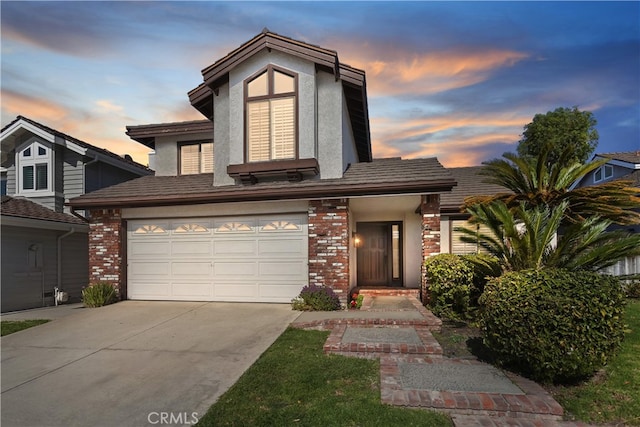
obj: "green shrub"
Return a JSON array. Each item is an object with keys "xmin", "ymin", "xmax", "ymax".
[
  {"xmin": 291, "ymin": 285, "xmax": 341, "ymax": 311},
  {"xmin": 480, "ymin": 269, "xmax": 626, "ymax": 383},
  {"xmin": 424, "ymin": 254, "xmax": 474, "ymax": 319},
  {"xmin": 461, "ymin": 253, "xmax": 502, "ymax": 306},
  {"xmin": 625, "ymin": 280, "xmax": 640, "ymax": 299},
  {"xmin": 82, "ymin": 283, "xmax": 117, "ymax": 308}
]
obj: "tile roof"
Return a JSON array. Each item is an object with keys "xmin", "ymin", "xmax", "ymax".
[
  {"xmin": 1, "ymin": 116, "xmax": 152, "ymax": 173},
  {"xmin": 1, "ymin": 196, "xmax": 87, "ymax": 225},
  {"xmin": 440, "ymin": 166, "xmax": 510, "ymax": 213},
  {"xmin": 69, "ymin": 157, "xmax": 456, "ymax": 208},
  {"xmin": 126, "ymin": 120, "xmax": 214, "ymax": 149},
  {"xmin": 598, "ymin": 151, "xmax": 640, "ymax": 165}
]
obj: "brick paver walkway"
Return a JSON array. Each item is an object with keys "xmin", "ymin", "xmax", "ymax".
[{"xmin": 291, "ymin": 294, "xmax": 589, "ymax": 426}]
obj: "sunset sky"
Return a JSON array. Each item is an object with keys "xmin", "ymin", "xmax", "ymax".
[{"xmin": 2, "ymin": 1, "xmax": 638, "ymax": 167}]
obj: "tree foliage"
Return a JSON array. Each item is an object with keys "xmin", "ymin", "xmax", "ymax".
[
  {"xmin": 517, "ymin": 106, "xmax": 598, "ymax": 164},
  {"xmin": 464, "ymin": 145, "xmax": 640, "ymax": 225},
  {"xmin": 458, "ymin": 200, "xmax": 640, "ymax": 272}
]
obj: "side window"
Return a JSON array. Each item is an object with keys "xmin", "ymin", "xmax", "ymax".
[
  {"xmin": 18, "ymin": 142, "xmax": 51, "ymax": 193},
  {"xmin": 179, "ymin": 142, "xmax": 214, "ymax": 175}
]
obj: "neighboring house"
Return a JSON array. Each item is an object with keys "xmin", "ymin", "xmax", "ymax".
[
  {"xmin": 69, "ymin": 30, "xmax": 457, "ymax": 306},
  {"xmin": 0, "ymin": 116, "xmax": 152, "ymax": 312},
  {"xmin": 440, "ymin": 166, "xmax": 507, "ymax": 255},
  {"xmin": 573, "ymin": 150, "xmax": 640, "ymax": 276}
]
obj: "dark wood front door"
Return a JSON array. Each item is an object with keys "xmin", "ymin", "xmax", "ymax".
[{"xmin": 356, "ymin": 222, "xmax": 402, "ymax": 286}]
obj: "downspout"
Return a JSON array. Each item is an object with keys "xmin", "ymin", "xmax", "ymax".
[{"xmin": 56, "ymin": 228, "xmax": 75, "ymax": 306}]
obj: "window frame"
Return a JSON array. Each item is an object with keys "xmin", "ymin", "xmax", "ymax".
[
  {"xmin": 177, "ymin": 140, "xmax": 214, "ymax": 175},
  {"xmin": 17, "ymin": 140, "xmax": 53, "ymax": 195},
  {"xmin": 593, "ymin": 164, "xmax": 614, "ymax": 183},
  {"xmin": 243, "ymin": 64, "xmax": 299, "ymax": 163}
]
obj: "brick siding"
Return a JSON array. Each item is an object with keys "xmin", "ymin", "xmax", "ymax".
[
  {"xmin": 88, "ymin": 208, "xmax": 124, "ymax": 298},
  {"xmin": 420, "ymin": 194, "xmax": 441, "ymax": 303},
  {"xmin": 308, "ymin": 199, "xmax": 350, "ymax": 307}
]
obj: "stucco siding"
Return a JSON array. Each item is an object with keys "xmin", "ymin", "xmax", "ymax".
[
  {"xmin": 317, "ymin": 71, "xmax": 345, "ymax": 179},
  {"xmin": 213, "ymin": 82, "xmax": 233, "ymax": 186},
  {"xmin": 227, "ymin": 50, "xmax": 317, "ymax": 166}
]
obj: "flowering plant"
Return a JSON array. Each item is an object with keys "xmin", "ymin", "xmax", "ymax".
[{"xmin": 350, "ymin": 293, "xmax": 364, "ymax": 309}]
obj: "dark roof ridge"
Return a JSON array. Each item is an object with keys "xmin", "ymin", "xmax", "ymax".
[{"xmin": 3, "ymin": 115, "xmax": 151, "ymax": 172}]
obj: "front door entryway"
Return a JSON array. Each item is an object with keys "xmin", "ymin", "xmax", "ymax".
[{"xmin": 356, "ymin": 222, "xmax": 402, "ymax": 286}]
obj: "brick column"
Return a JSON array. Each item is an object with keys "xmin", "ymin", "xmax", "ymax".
[
  {"xmin": 308, "ymin": 199, "xmax": 350, "ymax": 307},
  {"xmin": 420, "ymin": 194, "xmax": 441, "ymax": 304},
  {"xmin": 89, "ymin": 208, "xmax": 125, "ymax": 298}
]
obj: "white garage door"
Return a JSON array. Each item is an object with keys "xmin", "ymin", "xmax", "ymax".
[{"xmin": 127, "ymin": 214, "xmax": 308, "ymax": 302}]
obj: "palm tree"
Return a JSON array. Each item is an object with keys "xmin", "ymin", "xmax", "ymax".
[
  {"xmin": 463, "ymin": 145, "xmax": 640, "ymax": 225},
  {"xmin": 458, "ymin": 200, "xmax": 640, "ymax": 271}
]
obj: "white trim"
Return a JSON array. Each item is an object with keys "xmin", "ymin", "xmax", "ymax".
[
  {"xmin": 16, "ymin": 140, "xmax": 54, "ymax": 195},
  {"xmin": 0, "ymin": 120, "xmax": 55, "ymax": 143}
]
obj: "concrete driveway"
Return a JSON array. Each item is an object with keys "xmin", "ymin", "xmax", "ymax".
[{"xmin": 1, "ymin": 301, "xmax": 299, "ymax": 427}]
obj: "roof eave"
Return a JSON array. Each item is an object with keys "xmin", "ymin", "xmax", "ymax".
[{"xmin": 68, "ymin": 179, "xmax": 457, "ymax": 209}]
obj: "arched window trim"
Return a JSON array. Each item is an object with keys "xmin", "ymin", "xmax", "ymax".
[{"xmin": 243, "ymin": 64, "xmax": 299, "ymax": 163}]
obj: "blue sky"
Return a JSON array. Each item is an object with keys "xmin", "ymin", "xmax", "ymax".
[{"xmin": 1, "ymin": 1, "xmax": 638, "ymax": 167}]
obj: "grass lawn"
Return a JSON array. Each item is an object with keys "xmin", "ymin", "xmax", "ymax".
[
  {"xmin": 550, "ymin": 299, "xmax": 640, "ymax": 426},
  {"xmin": 197, "ymin": 328, "xmax": 452, "ymax": 427},
  {"xmin": 1, "ymin": 319, "xmax": 50, "ymax": 336}
]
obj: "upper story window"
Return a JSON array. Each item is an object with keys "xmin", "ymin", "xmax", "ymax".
[
  {"xmin": 594, "ymin": 164, "xmax": 613, "ymax": 183},
  {"xmin": 245, "ymin": 65, "xmax": 297, "ymax": 162},
  {"xmin": 18, "ymin": 141, "xmax": 52, "ymax": 193},
  {"xmin": 179, "ymin": 141, "xmax": 214, "ymax": 175}
]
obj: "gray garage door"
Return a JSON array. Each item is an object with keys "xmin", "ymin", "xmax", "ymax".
[{"xmin": 127, "ymin": 214, "xmax": 308, "ymax": 302}]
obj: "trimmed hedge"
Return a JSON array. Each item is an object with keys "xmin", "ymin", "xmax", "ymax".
[
  {"xmin": 462, "ymin": 253, "xmax": 502, "ymax": 306},
  {"xmin": 480, "ymin": 269, "xmax": 626, "ymax": 383},
  {"xmin": 424, "ymin": 254, "xmax": 474, "ymax": 319},
  {"xmin": 291, "ymin": 285, "xmax": 341, "ymax": 311}
]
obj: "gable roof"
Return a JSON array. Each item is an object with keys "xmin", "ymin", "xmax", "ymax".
[
  {"xmin": 1, "ymin": 195, "xmax": 86, "ymax": 225},
  {"xmin": 440, "ymin": 166, "xmax": 510, "ymax": 214},
  {"xmin": 126, "ymin": 120, "xmax": 214, "ymax": 149},
  {"xmin": 68, "ymin": 157, "xmax": 455, "ymax": 209},
  {"xmin": 1, "ymin": 115, "xmax": 152, "ymax": 174},
  {"xmin": 596, "ymin": 151, "xmax": 640, "ymax": 167},
  {"xmin": 188, "ymin": 29, "xmax": 371, "ymax": 162}
]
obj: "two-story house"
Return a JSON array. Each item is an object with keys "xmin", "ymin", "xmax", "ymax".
[
  {"xmin": 69, "ymin": 30, "xmax": 457, "ymax": 306},
  {"xmin": 1, "ymin": 116, "xmax": 152, "ymax": 312}
]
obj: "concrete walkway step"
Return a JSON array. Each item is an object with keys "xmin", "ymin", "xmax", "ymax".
[
  {"xmin": 451, "ymin": 414, "xmax": 597, "ymax": 427},
  {"xmin": 380, "ymin": 355, "xmax": 564, "ymax": 421},
  {"xmin": 323, "ymin": 324, "xmax": 443, "ymax": 356}
]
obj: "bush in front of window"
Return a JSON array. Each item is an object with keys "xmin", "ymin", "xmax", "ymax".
[
  {"xmin": 424, "ymin": 253, "xmax": 474, "ymax": 320},
  {"xmin": 291, "ymin": 285, "xmax": 341, "ymax": 311}
]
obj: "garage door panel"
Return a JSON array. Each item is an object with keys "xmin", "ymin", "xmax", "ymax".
[
  {"xmin": 214, "ymin": 283, "xmax": 258, "ymax": 298},
  {"xmin": 214, "ymin": 261, "xmax": 257, "ymax": 276},
  {"xmin": 258, "ymin": 260, "xmax": 307, "ymax": 277},
  {"xmin": 129, "ymin": 283, "xmax": 171, "ymax": 298},
  {"xmin": 171, "ymin": 262, "xmax": 212, "ymax": 277},
  {"xmin": 171, "ymin": 241, "xmax": 211, "ymax": 256},
  {"xmin": 258, "ymin": 239, "xmax": 306, "ymax": 256},
  {"xmin": 129, "ymin": 261, "xmax": 170, "ymax": 277},
  {"xmin": 213, "ymin": 240, "xmax": 256, "ymax": 255},
  {"xmin": 259, "ymin": 283, "xmax": 305, "ymax": 299},
  {"xmin": 171, "ymin": 283, "xmax": 211, "ymax": 297},
  {"xmin": 128, "ymin": 214, "xmax": 307, "ymax": 302},
  {"xmin": 129, "ymin": 242, "xmax": 170, "ymax": 257}
]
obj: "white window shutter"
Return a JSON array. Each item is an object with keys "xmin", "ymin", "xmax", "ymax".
[
  {"xmin": 201, "ymin": 143, "xmax": 214, "ymax": 173},
  {"xmin": 248, "ymin": 101, "xmax": 270, "ymax": 161},
  {"xmin": 180, "ymin": 144, "xmax": 200, "ymax": 175},
  {"xmin": 270, "ymin": 97, "xmax": 295, "ymax": 160}
]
